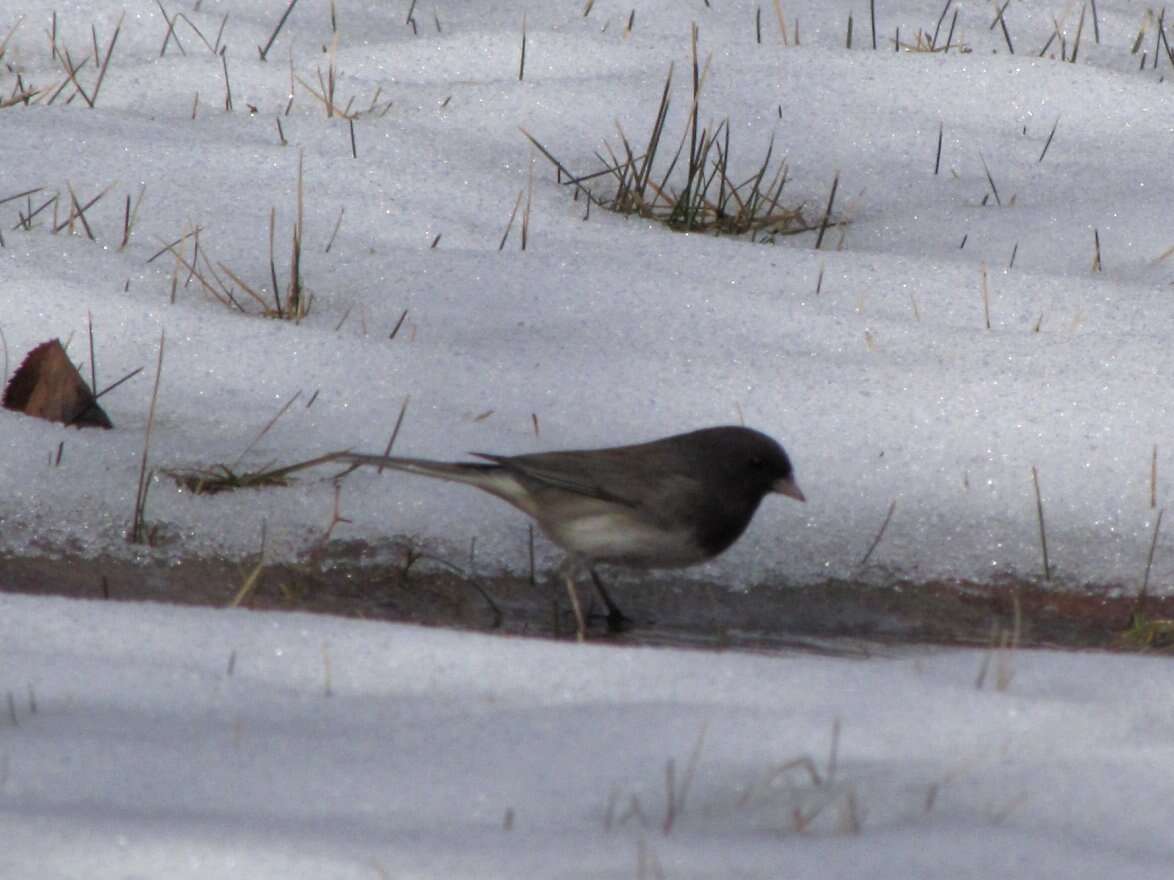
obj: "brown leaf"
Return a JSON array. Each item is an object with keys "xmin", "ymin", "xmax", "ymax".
[{"xmin": 3, "ymin": 339, "xmax": 113, "ymax": 429}]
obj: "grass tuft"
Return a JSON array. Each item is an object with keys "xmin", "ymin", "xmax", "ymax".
[
  {"xmin": 158, "ymin": 154, "xmax": 312, "ymax": 320},
  {"xmin": 129, "ymin": 331, "xmax": 165, "ymax": 544},
  {"xmin": 166, "ymin": 462, "xmax": 296, "ymax": 495},
  {"xmin": 258, "ymin": 0, "xmax": 299, "ymax": 61},
  {"xmin": 1031, "ymin": 465, "xmax": 1049, "ymax": 581},
  {"xmin": 523, "ymin": 28, "xmax": 837, "ymax": 243}
]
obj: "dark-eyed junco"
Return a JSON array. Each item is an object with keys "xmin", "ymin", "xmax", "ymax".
[{"xmin": 329, "ymin": 426, "xmax": 803, "ymax": 638}]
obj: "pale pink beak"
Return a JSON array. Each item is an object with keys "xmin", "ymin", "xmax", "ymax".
[{"xmin": 774, "ymin": 476, "xmax": 806, "ymax": 503}]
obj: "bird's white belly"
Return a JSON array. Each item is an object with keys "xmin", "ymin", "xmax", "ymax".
[{"xmin": 546, "ymin": 513, "xmax": 704, "ymax": 568}]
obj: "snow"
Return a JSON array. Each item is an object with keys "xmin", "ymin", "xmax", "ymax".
[
  {"xmin": 1, "ymin": 0, "xmax": 1171, "ymax": 587},
  {"xmin": 3, "ymin": 0, "xmax": 1174, "ymax": 874},
  {"xmin": 4, "ymin": 591, "xmax": 1174, "ymax": 879}
]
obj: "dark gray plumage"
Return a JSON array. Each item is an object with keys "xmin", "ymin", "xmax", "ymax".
[{"xmin": 332, "ymin": 426, "xmax": 804, "ymax": 636}]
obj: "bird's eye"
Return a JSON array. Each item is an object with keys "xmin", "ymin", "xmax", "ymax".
[{"xmin": 749, "ymin": 456, "xmax": 765, "ymax": 468}]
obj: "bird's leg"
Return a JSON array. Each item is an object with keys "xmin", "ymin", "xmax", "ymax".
[
  {"xmin": 589, "ymin": 568, "xmax": 631, "ymax": 634},
  {"xmin": 558, "ymin": 557, "xmax": 587, "ymax": 643}
]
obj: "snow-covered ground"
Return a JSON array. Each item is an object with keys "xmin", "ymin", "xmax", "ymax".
[
  {"xmin": 1, "ymin": 0, "xmax": 1171, "ymax": 587},
  {"xmin": 4, "ymin": 591, "xmax": 1174, "ymax": 879},
  {"xmin": 3, "ymin": 1, "xmax": 1174, "ymax": 874}
]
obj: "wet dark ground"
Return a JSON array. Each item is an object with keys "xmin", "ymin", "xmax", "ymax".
[{"xmin": 2, "ymin": 541, "xmax": 1168, "ymax": 655}]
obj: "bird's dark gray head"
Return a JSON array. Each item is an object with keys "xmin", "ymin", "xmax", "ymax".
[
  {"xmin": 680, "ymin": 426, "xmax": 804, "ymax": 559},
  {"xmin": 685, "ymin": 426, "xmax": 804, "ymax": 502}
]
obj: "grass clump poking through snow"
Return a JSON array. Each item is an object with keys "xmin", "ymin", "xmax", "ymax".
[
  {"xmin": 158, "ymin": 152, "xmax": 311, "ymax": 321},
  {"xmin": 162, "ymin": 392, "xmax": 339, "ymax": 495},
  {"xmin": 524, "ymin": 25, "xmax": 836, "ymax": 244},
  {"xmin": 165, "ymin": 462, "xmax": 299, "ymax": 496}
]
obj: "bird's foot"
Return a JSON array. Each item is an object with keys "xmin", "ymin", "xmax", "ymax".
[
  {"xmin": 584, "ymin": 603, "xmax": 641, "ymax": 634},
  {"xmin": 606, "ymin": 609, "xmax": 631, "ymax": 634}
]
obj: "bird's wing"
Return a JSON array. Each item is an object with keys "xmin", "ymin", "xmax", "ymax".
[{"xmin": 470, "ymin": 451, "xmax": 641, "ymax": 507}]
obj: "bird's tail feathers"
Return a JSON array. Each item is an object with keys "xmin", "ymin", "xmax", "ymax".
[
  {"xmin": 333, "ymin": 452, "xmax": 496, "ymax": 484},
  {"xmin": 333, "ymin": 451, "xmax": 542, "ymax": 513}
]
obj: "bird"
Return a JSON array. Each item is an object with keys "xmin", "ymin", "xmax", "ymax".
[{"xmin": 327, "ymin": 425, "xmax": 804, "ymax": 639}]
